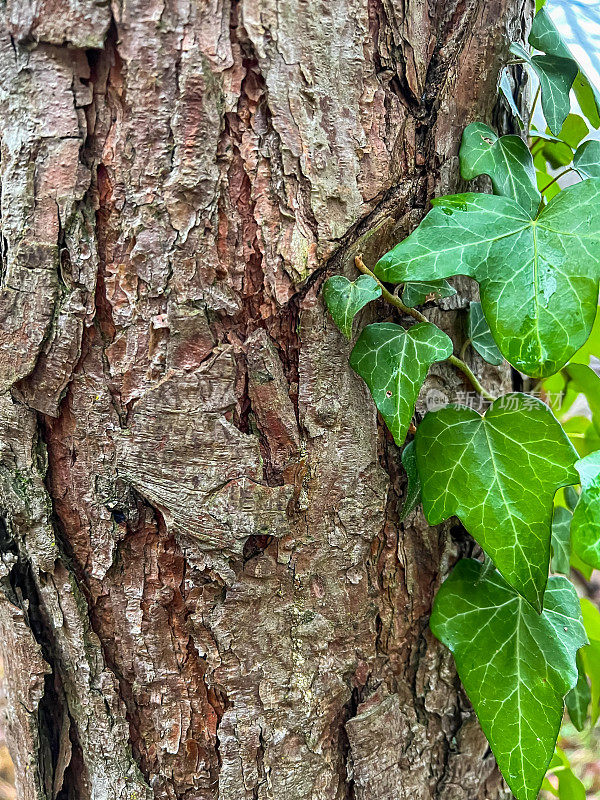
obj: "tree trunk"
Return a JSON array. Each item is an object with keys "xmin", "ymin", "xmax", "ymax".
[{"xmin": 0, "ymin": 1, "xmax": 529, "ymax": 798}]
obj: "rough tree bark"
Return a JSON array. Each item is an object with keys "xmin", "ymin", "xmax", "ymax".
[{"xmin": 0, "ymin": 1, "xmax": 529, "ymax": 799}]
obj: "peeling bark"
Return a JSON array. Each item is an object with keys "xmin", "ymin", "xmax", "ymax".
[{"xmin": 0, "ymin": 1, "xmax": 529, "ymax": 798}]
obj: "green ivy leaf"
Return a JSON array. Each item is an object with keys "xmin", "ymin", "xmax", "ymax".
[
  {"xmin": 574, "ymin": 72, "xmax": 600, "ymax": 129},
  {"xmin": 375, "ymin": 180, "xmax": 600, "ymax": 377},
  {"xmin": 459, "ymin": 123, "xmax": 540, "ymax": 217},
  {"xmin": 401, "ymin": 279, "xmax": 456, "ymax": 308},
  {"xmin": 323, "ymin": 275, "xmax": 382, "ymax": 339},
  {"xmin": 562, "ymin": 417, "xmax": 595, "ymax": 457},
  {"xmin": 573, "ymin": 139, "xmax": 600, "ymax": 179},
  {"xmin": 467, "ymin": 301, "xmax": 503, "ymax": 366},
  {"xmin": 510, "ymin": 42, "xmax": 577, "ymax": 136},
  {"xmin": 580, "ymin": 598, "xmax": 600, "ymax": 724},
  {"xmin": 541, "ymin": 114, "xmax": 588, "ymax": 168},
  {"xmin": 531, "ymin": 5, "xmax": 600, "ymax": 129},
  {"xmin": 548, "ymin": 747, "xmax": 586, "ymax": 800},
  {"xmin": 399, "ymin": 440, "xmax": 420, "ymax": 520},
  {"xmin": 565, "ymin": 652, "xmax": 591, "ymax": 731},
  {"xmin": 529, "ymin": 7, "xmax": 572, "ymax": 59},
  {"xmin": 430, "ymin": 558, "xmax": 587, "ymax": 800},
  {"xmin": 349, "ymin": 322, "xmax": 452, "ymax": 446},
  {"xmin": 571, "ymin": 451, "xmax": 600, "ymax": 570},
  {"xmin": 564, "ymin": 363, "xmax": 600, "ymax": 419},
  {"xmin": 415, "ymin": 394, "xmax": 578, "ymax": 609},
  {"xmin": 552, "ymin": 505, "xmax": 572, "ymax": 575}
]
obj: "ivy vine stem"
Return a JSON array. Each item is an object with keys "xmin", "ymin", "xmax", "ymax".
[
  {"xmin": 354, "ymin": 255, "xmax": 495, "ymax": 401},
  {"xmin": 446, "ymin": 355, "xmax": 495, "ymax": 402},
  {"xmin": 540, "ymin": 167, "xmax": 576, "ymax": 194}
]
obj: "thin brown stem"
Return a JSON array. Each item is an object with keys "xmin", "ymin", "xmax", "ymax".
[
  {"xmin": 540, "ymin": 167, "xmax": 575, "ymax": 194},
  {"xmin": 355, "ymin": 255, "xmax": 428, "ymax": 323},
  {"xmin": 354, "ymin": 255, "xmax": 495, "ymax": 402}
]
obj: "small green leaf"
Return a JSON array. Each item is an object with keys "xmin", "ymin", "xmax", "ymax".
[
  {"xmin": 528, "ymin": 7, "xmax": 600, "ymax": 130},
  {"xmin": 375, "ymin": 180, "xmax": 600, "ymax": 378},
  {"xmin": 562, "ymin": 417, "xmax": 595, "ymax": 458},
  {"xmin": 556, "ymin": 114, "xmax": 589, "ymax": 149},
  {"xmin": 552, "ymin": 505, "xmax": 572, "ymax": 575},
  {"xmin": 565, "ymin": 652, "xmax": 591, "ymax": 731},
  {"xmin": 564, "ymin": 363, "xmax": 600, "ymax": 419},
  {"xmin": 401, "ymin": 279, "xmax": 456, "ymax": 308},
  {"xmin": 399, "ymin": 440, "xmax": 420, "ymax": 520},
  {"xmin": 459, "ymin": 123, "xmax": 540, "ymax": 217},
  {"xmin": 430, "ymin": 559, "xmax": 587, "ymax": 800},
  {"xmin": 573, "ymin": 72, "xmax": 600, "ymax": 129},
  {"xmin": 467, "ymin": 301, "xmax": 503, "ymax": 366},
  {"xmin": 580, "ymin": 598, "xmax": 600, "ymax": 724},
  {"xmin": 510, "ymin": 42, "xmax": 577, "ymax": 136},
  {"xmin": 548, "ymin": 747, "xmax": 586, "ymax": 800},
  {"xmin": 573, "ymin": 139, "xmax": 600, "ymax": 179},
  {"xmin": 546, "ymin": 0, "xmax": 600, "ymax": 127},
  {"xmin": 542, "ymin": 115, "xmax": 588, "ymax": 168},
  {"xmin": 323, "ymin": 275, "xmax": 381, "ymax": 339},
  {"xmin": 571, "ymin": 451, "xmax": 600, "ymax": 570},
  {"xmin": 415, "ymin": 394, "xmax": 578, "ymax": 609},
  {"xmin": 529, "ymin": 7, "xmax": 572, "ymax": 60},
  {"xmin": 349, "ymin": 322, "xmax": 452, "ymax": 447}
]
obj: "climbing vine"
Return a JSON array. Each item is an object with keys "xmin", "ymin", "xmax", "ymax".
[{"xmin": 324, "ymin": 2, "xmax": 600, "ymax": 798}]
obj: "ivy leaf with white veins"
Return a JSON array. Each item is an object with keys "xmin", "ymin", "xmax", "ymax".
[
  {"xmin": 571, "ymin": 451, "xmax": 600, "ymax": 570},
  {"xmin": 573, "ymin": 140, "xmax": 600, "ymax": 179},
  {"xmin": 529, "ymin": 6, "xmax": 600, "ymax": 130},
  {"xmin": 415, "ymin": 394, "xmax": 579, "ymax": 609},
  {"xmin": 323, "ymin": 275, "xmax": 381, "ymax": 339},
  {"xmin": 349, "ymin": 322, "xmax": 452, "ymax": 447},
  {"xmin": 467, "ymin": 301, "xmax": 503, "ymax": 366},
  {"xmin": 510, "ymin": 42, "xmax": 577, "ymax": 136},
  {"xmin": 459, "ymin": 122, "xmax": 541, "ymax": 218},
  {"xmin": 401, "ymin": 279, "xmax": 456, "ymax": 308},
  {"xmin": 375, "ymin": 180, "xmax": 600, "ymax": 378},
  {"xmin": 430, "ymin": 558, "xmax": 587, "ymax": 800}
]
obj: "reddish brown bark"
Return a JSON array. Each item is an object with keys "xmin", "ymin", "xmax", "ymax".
[{"xmin": 0, "ymin": 1, "xmax": 527, "ymax": 798}]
